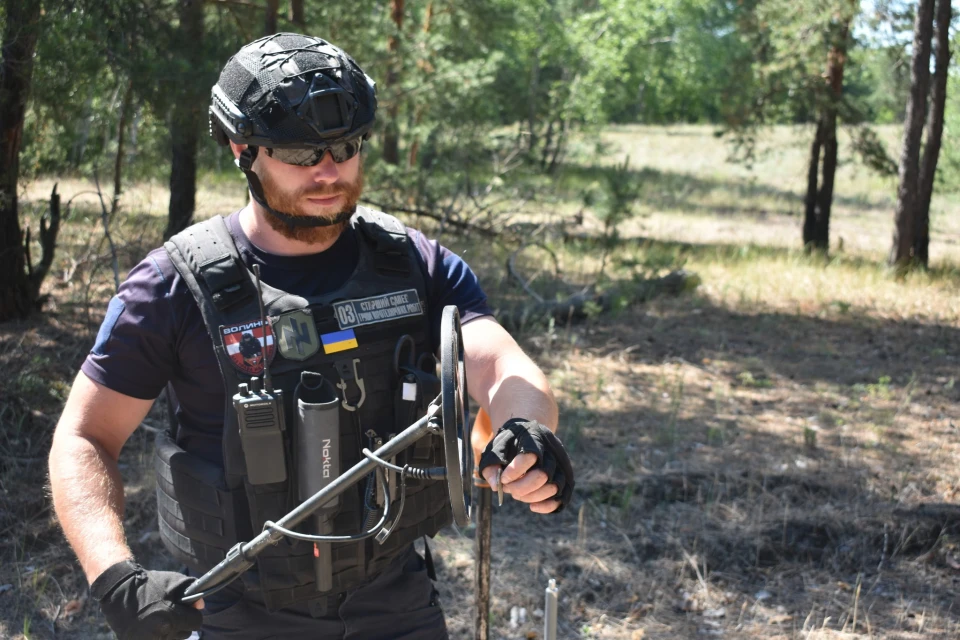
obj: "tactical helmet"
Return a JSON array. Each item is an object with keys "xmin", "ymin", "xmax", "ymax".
[{"xmin": 210, "ymin": 33, "xmax": 377, "ymax": 149}]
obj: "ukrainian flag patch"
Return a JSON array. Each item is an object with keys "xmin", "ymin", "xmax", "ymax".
[{"xmin": 321, "ymin": 328, "xmax": 359, "ymax": 354}]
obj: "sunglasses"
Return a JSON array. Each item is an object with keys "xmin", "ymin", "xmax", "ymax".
[{"xmin": 264, "ymin": 138, "xmax": 363, "ymax": 166}]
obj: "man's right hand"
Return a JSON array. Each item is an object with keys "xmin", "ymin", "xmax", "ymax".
[{"xmin": 91, "ymin": 560, "xmax": 204, "ymax": 640}]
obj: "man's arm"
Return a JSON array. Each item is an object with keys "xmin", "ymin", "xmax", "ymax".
[
  {"xmin": 49, "ymin": 371, "xmax": 154, "ymax": 583},
  {"xmin": 462, "ymin": 316, "xmax": 563, "ymax": 513}
]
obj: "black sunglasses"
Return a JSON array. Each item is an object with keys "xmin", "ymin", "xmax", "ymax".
[{"xmin": 265, "ymin": 138, "xmax": 363, "ymax": 166}]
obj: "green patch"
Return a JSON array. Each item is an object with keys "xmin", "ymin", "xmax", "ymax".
[
  {"xmin": 854, "ymin": 375, "xmax": 893, "ymax": 401},
  {"xmin": 803, "ymin": 427, "xmax": 818, "ymax": 450},
  {"xmin": 737, "ymin": 370, "xmax": 773, "ymax": 388}
]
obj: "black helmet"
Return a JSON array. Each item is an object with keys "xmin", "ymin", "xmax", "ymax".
[{"xmin": 210, "ymin": 33, "xmax": 377, "ymax": 148}]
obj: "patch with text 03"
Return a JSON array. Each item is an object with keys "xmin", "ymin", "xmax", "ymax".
[{"xmin": 332, "ymin": 289, "xmax": 423, "ymax": 330}]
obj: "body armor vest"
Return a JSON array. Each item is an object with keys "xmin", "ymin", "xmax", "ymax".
[{"xmin": 155, "ymin": 208, "xmax": 452, "ymax": 611}]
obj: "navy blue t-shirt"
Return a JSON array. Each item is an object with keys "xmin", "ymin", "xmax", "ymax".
[{"xmin": 81, "ymin": 211, "xmax": 493, "ymax": 461}]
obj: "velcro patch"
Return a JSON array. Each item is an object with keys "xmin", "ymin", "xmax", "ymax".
[
  {"xmin": 332, "ymin": 289, "xmax": 423, "ymax": 329},
  {"xmin": 221, "ymin": 319, "xmax": 276, "ymax": 376},
  {"xmin": 321, "ymin": 329, "xmax": 358, "ymax": 354}
]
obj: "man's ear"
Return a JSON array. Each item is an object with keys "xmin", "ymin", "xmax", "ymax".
[{"xmin": 229, "ymin": 141, "xmax": 247, "ymax": 160}]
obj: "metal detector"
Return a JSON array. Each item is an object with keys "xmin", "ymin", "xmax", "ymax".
[{"xmin": 181, "ymin": 305, "xmax": 473, "ymax": 604}]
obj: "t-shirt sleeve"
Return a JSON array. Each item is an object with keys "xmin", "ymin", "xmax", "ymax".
[
  {"xmin": 408, "ymin": 229, "xmax": 495, "ymax": 348},
  {"xmin": 80, "ymin": 250, "xmax": 181, "ymax": 400}
]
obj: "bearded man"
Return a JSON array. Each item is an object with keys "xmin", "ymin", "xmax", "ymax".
[{"xmin": 48, "ymin": 33, "xmax": 574, "ymax": 640}]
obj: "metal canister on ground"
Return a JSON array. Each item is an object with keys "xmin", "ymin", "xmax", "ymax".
[{"xmin": 544, "ymin": 578, "xmax": 558, "ymax": 640}]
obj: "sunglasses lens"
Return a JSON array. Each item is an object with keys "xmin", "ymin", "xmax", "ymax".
[
  {"xmin": 266, "ymin": 139, "xmax": 363, "ymax": 167},
  {"xmin": 328, "ymin": 139, "xmax": 363, "ymax": 163},
  {"xmin": 268, "ymin": 147, "xmax": 324, "ymax": 166}
]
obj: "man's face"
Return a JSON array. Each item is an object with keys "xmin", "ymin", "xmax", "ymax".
[{"xmin": 239, "ymin": 143, "xmax": 365, "ymax": 244}]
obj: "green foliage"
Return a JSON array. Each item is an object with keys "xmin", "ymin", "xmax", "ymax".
[
  {"xmin": 15, "ymin": 0, "xmax": 926, "ymax": 206},
  {"xmin": 584, "ymin": 156, "xmax": 641, "ymax": 238},
  {"xmin": 737, "ymin": 370, "xmax": 773, "ymax": 389},
  {"xmin": 846, "ymin": 45, "xmax": 911, "ymax": 124},
  {"xmin": 935, "ymin": 67, "xmax": 960, "ymax": 192},
  {"xmin": 22, "ymin": 1, "xmax": 232, "ymax": 180}
]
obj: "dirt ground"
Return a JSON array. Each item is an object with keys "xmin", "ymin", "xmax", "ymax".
[{"xmin": 4, "ymin": 126, "xmax": 960, "ymax": 639}]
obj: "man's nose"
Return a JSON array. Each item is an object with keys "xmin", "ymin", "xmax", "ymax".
[{"xmin": 310, "ymin": 151, "xmax": 340, "ymax": 183}]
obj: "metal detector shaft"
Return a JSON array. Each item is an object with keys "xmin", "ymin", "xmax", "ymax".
[
  {"xmin": 473, "ymin": 482, "xmax": 492, "ymax": 640},
  {"xmin": 181, "ymin": 406, "xmax": 440, "ymax": 603}
]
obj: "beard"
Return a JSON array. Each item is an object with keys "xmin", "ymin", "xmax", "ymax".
[{"xmin": 256, "ymin": 163, "xmax": 364, "ymax": 245}]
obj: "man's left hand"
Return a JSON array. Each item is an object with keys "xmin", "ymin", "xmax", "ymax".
[{"xmin": 479, "ymin": 418, "xmax": 574, "ymax": 514}]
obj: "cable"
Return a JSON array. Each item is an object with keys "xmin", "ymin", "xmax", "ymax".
[
  {"xmin": 361, "ymin": 448, "xmax": 447, "ymax": 480},
  {"xmin": 376, "ymin": 473, "xmax": 409, "ymax": 544},
  {"xmin": 182, "ymin": 575, "xmax": 240, "ymax": 603},
  {"xmin": 262, "ymin": 468, "xmax": 391, "ymax": 543}
]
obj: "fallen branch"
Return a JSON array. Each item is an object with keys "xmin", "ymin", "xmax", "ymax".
[
  {"xmin": 495, "ymin": 269, "xmax": 700, "ymax": 330},
  {"xmin": 363, "ymin": 199, "xmax": 501, "ymax": 237},
  {"xmin": 506, "ymin": 243, "xmax": 566, "ymax": 303}
]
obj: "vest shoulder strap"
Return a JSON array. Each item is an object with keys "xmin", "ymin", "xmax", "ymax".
[
  {"xmin": 164, "ymin": 215, "xmax": 254, "ymax": 321},
  {"xmin": 353, "ymin": 207, "xmax": 413, "ymax": 276},
  {"xmin": 354, "ymin": 206, "xmax": 407, "ymax": 235}
]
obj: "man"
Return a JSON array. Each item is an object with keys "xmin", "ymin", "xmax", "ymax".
[{"xmin": 49, "ymin": 33, "xmax": 573, "ymax": 640}]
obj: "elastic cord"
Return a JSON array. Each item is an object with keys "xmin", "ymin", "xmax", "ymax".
[
  {"xmin": 262, "ymin": 468, "xmax": 391, "ymax": 543},
  {"xmin": 361, "ymin": 448, "xmax": 446, "ymax": 480}
]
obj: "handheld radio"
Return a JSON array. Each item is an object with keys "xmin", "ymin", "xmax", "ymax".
[{"xmin": 233, "ymin": 264, "xmax": 287, "ymax": 484}]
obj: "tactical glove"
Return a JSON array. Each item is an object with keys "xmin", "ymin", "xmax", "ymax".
[
  {"xmin": 478, "ymin": 418, "xmax": 575, "ymax": 512},
  {"xmin": 91, "ymin": 559, "xmax": 202, "ymax": 640}
]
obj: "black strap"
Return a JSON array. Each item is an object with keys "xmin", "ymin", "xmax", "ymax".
[
  {"xmin": 355, "ymin": 212, "xmax": 411, "ymax": 276},
  {"xmin": 166, "ymin": 216, "xmax": 252, "ymax": 312},
  {"xmin": 422, "ymin": 536, "xmax": 437, "ymax": 581},
  {"xmin": 237, "ymin": 146, "xmax": 352, "ymax": 229}
]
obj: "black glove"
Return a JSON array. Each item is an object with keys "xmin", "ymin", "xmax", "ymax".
[
  {"xmin": 478, "ymin": 418, "xmax": 575, "ymax": 512},
  {"xmin": 91, "ymin": 559, "xmax": 202, "ymax": 640}
]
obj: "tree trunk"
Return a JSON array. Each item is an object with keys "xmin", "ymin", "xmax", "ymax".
[
  {"xmin": 0, "ymin": 0, "xmax": 42, "ymax": 321},
  {"xmin": 527, "ymin": 47, "xmax": 541, "ymax": 154},
  {"xmin": 802, "ymin": 16, "xmax": 851, "ymax": 254},
  {"xmin": 803, "ymin": 122, "xmax": 824, "ymax": 249},
  {"xmin": 813, "ymin": 29, "xmax": 850, "ymax": 252},
  {"xmin": 28, "ymin": 185, "xmax": 61, "ymax": 301},
  {"xmin": 382, "ymin": 0, "xmax": 404, "ymax": 165},
  {"xmin": 289, "ymin": 0, "xmax": 305, "ymax": 29},
  {"xmin": 407, "ymin": 1, "xmax": 433, "ymax": 168},
  {"xmin": 814, "ymin": 110, "xmax": 838, "ymax": 251},
  {"xmin": 265, "ymin": 0, "xmax": 279, "ymax": 35},
  {"xmin": 891, "ymin": 0, "xmax": 936, "ymax": 268},
  {"xmin": 111, "ymin": 79, "xmax": 135, "ymax": 220},
  {"xmin": 915, "ymin": 0, "xmax": 952, "ymax": 267},
  {"xmin": 167, "ymin": 127, "xmax": 199, "ymax": 239},
  {"xmin": 165, "ymin": 0, "xmax": 205, "ymax": 240}
]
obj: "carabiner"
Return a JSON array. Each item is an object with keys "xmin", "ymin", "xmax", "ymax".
[{"xmin": 335, "ymin": 358, "xmax": 366, "ymax": 411}]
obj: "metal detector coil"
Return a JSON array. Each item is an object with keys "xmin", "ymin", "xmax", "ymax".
[{"xmin": 440, "ymin": 305, "xmax": 472, "ymax": 527}]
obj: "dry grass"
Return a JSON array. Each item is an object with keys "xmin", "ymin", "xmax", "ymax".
[{"xmin": 4, "ymin": 125, "xmax": 960, "ymax": 639}]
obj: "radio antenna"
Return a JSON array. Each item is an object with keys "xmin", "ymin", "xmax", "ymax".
[{"xmin": 252, "ymin": 264, "xmax": 273, "ymax": 392}]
